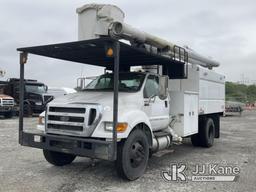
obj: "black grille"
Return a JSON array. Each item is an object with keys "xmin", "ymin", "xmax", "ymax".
[
  {"xmin": 48, "ymin": 124, "xmax": 83, "ymax": 131},
  {"xmin": 48, "ymin": 115, "xmax": 84, "ymax": 123},
  {"xmin": 2, "ymin": 99, "xmax": 14, "ymax": 106},
  {"xmin": 88, "ymin": 108, "xmax": 96, "ymax": 125},
  {"xmin": 49, "ymin": 107, "xmax": 85, "ymax": 113}
]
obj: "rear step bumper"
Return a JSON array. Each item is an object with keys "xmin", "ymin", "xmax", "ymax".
[{"xmin": 21, "ymin": 132, "xmax": 115, "ymax": 161}]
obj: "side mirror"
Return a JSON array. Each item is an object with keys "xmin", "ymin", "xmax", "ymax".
[
  {"xmin": 45, "ymin": 85, "xmax": 48, "ymax": 92},
  {"xmin": 158, "ymin": 76, "xmax": 168, "ymax": 100}
]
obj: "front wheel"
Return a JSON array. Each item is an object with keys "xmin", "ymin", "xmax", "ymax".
[
  {"xmin": 43, "ymin": 150, "xmax": 76, "ymax": 166},
  {"xmin": 116, "ymin": 129, "xmax": 149, "ymax": 180}
]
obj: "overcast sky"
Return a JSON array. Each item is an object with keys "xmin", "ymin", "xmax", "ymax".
[{"xmin": 0, "ymin": 0, "xmax": 256, "ymax": 87}]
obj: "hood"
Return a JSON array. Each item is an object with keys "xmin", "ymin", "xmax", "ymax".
[
  {"xmin": 0, "ymin": 94, "xmax": 14, "ymax": 99},
  {"xmin": 49, "ymin": 91, "xmax": 143, "ymax": 109}
]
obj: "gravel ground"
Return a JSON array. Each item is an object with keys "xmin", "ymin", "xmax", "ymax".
[{"xmin": 0, "ymin": 111, "xmax": 255, "ymax": 192}]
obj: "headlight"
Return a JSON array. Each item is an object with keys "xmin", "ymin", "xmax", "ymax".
[
  {"xmin": 38, "ymin": 116, "xmax": 45, "ymax": 125},
  {"xmin": 104, "ymin": 122, "xmax": 128, "ymax": 133}
]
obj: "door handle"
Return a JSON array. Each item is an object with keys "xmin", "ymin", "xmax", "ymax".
[{"xmin": 164, "ymin": 101, "xmax": 168, "ymax": 108}]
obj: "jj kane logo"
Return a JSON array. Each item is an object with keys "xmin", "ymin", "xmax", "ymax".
[{"xmin": 162, "ymin": 163, "xmax": 240, "ymax": 182}]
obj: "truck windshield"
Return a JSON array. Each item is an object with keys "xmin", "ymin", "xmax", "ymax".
[
  {"xmin": 25, "ymin": 84, "xmax": 47, "ymax": 94},
  {"xmin": 84, "ymin": 73, "xmax": 145, "ymax": 92}
]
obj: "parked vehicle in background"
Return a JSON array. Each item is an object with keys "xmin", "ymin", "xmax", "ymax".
[
  {"xmin": 0, "ymin": 78, "xmax": 52, "ymax": 116},
  {"xmin": 0, "ymin": 94, "xmax": 15, "ymax": 118},
  {"xmin": 225, "ymin": 101, "xmax": 244, "ymax": 116},
  {"xmin": 0, "ymin": 83, "xmax": 15, "ymax": 118}
]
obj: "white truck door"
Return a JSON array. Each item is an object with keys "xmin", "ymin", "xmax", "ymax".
[
  {"xmin": 143, "ymin": 75, "xmax": 169, "ymax": 131},
  {"xmin": 184, "ymin": 92, "xmax": 198, "ymax": 136}
]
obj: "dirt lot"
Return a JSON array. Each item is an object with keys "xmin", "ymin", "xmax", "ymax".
[{"xmin": 0, "ymin": 111, "xmax": 256, "ymax": 192}]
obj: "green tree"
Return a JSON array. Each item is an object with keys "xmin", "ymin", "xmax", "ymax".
[
  {"xmin": 247, "ymin": 85, "xmax": 256, "ymax": 103},
  {"xmin": 225, "ymin": 81, "xmax": 256, "ymax": 103}
]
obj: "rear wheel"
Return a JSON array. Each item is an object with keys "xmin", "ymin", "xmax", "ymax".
[
  {"xmin": 200, "ymin": 118, "xmax": 215, "ymax": 147},
  {"xmin": 43, "ymin": 150, "xmax": 76, "ymax": 166},
  {"xmin": 191, "ymin": 117, "xmax": 215, "ymax": 148},
  {"xmin": 116, "ymin": 129, "xmax": 149, "ymax": 180}
]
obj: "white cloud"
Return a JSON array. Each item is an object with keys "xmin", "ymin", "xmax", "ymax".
[{"xmin": 0, "ymin": 0, "xmax": 256, "ymax": 87}]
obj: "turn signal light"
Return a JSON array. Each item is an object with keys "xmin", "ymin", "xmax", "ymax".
[
  {"xmin": 106, "ymin": 48, "xmax": 114, "ymax": 57},
  {"xmin": 116, "ymin": 123, "xmax": 128, "ymax": 133},
  {"xmin": 105, "ymin": 122, "xmax": 128, "ymax": 133}
]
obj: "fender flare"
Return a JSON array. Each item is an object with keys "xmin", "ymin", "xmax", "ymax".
[
  {"xmin": 120, "ymin": 110, "xmax": 154, "ymax": 147},
  {"xmin": 131, "ymin": 122, "xmax": 154, "ymax": 147}
]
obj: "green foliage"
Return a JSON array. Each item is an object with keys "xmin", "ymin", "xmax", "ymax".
[{"xmin": 226, "ymin": 81, "xmax": 256, "ymax": 103}]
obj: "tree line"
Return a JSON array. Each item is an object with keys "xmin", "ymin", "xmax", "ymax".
[{"xmin": 226, "ymin": 82, "xmax": 256, "ymax": 103}]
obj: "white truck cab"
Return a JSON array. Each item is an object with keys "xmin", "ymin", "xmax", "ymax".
[{"xmin": 43, "ymin": 72, "xmax": 169, "ymax": 139}]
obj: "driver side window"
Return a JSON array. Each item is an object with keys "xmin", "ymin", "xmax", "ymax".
[{"xmin": 143, "ymin": 75, "xmax": 159, "ymax": 98}]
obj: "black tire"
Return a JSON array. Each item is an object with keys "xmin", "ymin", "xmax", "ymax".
[
  {"xmin": 200, "ymin": 118, "xmax": 215, "ymax": 148},
  {"xmin": 4, "ymin": 111, "xmax": 13, "ymax": 118},
  {"xmin": 24, "ymin": 104, "xmax": 32, "ymax": 117},
  {"xmin": 116, "ymin": 129, "xmax": 149, "ymax": 180},
  {"xmin": 149, "ymin": 149, "xmax": 153, "ymax": 158},
  {"xmin": 43, "ymin": 150, "xmax": 76, "ymax": 166}
]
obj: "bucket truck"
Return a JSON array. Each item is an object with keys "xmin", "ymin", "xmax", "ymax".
[{"xmin": 17, "ymin": 4, "xmax": 225, "ymax": 180}]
